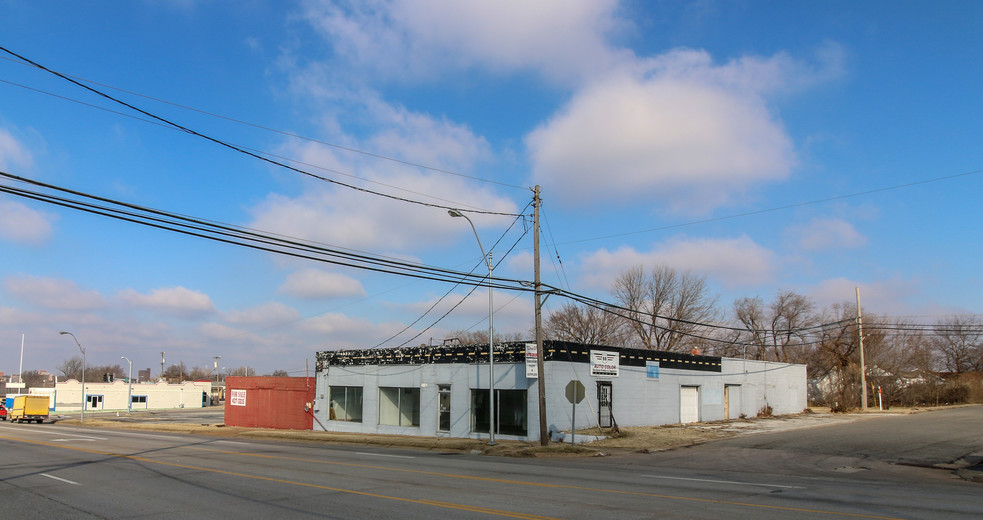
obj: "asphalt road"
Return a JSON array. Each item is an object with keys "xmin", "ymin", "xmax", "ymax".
[{"xmin": 0, "ymin": 407, "xmax": 980, "ymax": 519}]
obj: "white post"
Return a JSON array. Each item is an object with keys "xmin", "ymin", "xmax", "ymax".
[{"xmin": 18, "ymin": 334, "xmax": 24, "ymax": 383}]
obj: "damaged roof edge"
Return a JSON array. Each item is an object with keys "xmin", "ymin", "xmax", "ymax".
[{"xmin": 314, "ymin": 340, "xmax": 722, "ymax": 373}]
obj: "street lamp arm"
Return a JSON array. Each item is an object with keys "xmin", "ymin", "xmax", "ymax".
[
  {"xmin": 447, "ymin": 210, "xmax": 490, "ymax": 267},
  {"xmin": 59, "ymin": 331, "xmax": 85, "ymax": 355}
]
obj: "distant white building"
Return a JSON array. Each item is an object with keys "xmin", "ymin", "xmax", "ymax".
[
  {"xmin": 314, "ymin": 341, "xmax": 807, "ymax": 442},
  {"xmin": 31, "ymin": 380, "xmax": 212, "ymax": 412}
]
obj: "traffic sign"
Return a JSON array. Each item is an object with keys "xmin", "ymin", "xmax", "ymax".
[{"xmin": 565, "ymin": 380, "xmax": 586, "ymax": 404}]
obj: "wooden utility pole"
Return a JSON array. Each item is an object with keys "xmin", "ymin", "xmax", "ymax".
[
  {"xmin": 856, "ymin": 287, "xmax": 868, "ymax": 411},
  {"xmin": 533, "ymin": 185, "xmax": 548, "ymax": 445}
]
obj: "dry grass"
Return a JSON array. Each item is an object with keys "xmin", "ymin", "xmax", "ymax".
[{"xmin": 57, "ymin": 417, "xmax": 741, "ymax": 457}]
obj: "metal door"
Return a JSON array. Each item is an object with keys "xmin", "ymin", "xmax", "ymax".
[
  {"xmin": 680, "ymin": 386, "xmax": 699, "ymax": 424},
  {"xmin": 597, "ymin": 381, "xmax": 613, "ymax": 428}
]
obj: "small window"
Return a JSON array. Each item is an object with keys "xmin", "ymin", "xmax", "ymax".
[
  {"xmin": 329, "ymin": 386, "xmax": 363, "ymax": 422},
  {"xmin": 379, "ymin": 387, "xmax": 420, "ymax": 426},
  {"xmin": 131, "ymin": 395, "xmax": 148, "ymax": 403}
]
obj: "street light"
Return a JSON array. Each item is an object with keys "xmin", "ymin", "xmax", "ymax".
[
  {"xmin": 121, "ymin": 356, "xmax": 133, "ymax": 413},
  {"xmin": 448, "ymin": 209, "xmax": 496, "ymax": 445},
  {"xmin": 59, "ymin": 331, "xmax": 85, "ymax": 424}
]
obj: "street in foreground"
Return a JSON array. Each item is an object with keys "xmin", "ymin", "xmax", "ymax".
[{"xmin": 0, "ymin": 407, "xmax": 980, "ymax": 519}]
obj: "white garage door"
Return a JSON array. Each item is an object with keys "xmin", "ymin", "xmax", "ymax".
[{"xmin": 680, "ymin": 386, "xmax": 700, "ymax": 424}]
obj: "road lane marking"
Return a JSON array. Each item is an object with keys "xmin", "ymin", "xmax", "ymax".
[
  {"xmin": 40, "ymin": 473, "xmax": 80, "ymax": 485},
  {"xmin": 0, "ymin": 434, "xmax": 904, "ymax": 520},
  {"xmin": 182, "ymin": 446, "xmax": 904, "ymax": 520},
  {"xmin": 355, "ymin": 452, "xmax": 415, "ymax": 459},
  {"xmin": 641, "ymin": 474, "xmax": 804, "ymax": 489},
  {"xmin": 37, "ymin": 426, "xmax": 188, "ymax": 442},
  {"xmin": 0, "ymin": 426, "xmax": 106, "ymax": 442},
  {"xmin": 0, "ymin": 435, "xmax": 556, "ymax": 520}
]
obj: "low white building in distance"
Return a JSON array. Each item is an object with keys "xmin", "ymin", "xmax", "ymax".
[{"xmin": 30, "ymin": 380, "xmax": 213, "ymax": 412}]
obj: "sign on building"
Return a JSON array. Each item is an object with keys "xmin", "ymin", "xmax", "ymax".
[
  {"xmin": 590, "ymin": 350, "xmax": 619, "ymax": 377},
  {"xmin": 646, "ymin": 360, "xmax": 660, "ymax": 380},
  {"xmin": 230, "ymin": 389, "xmax": 247, "ymax": 407},
  {"xmin": 525, "ymin": 343, "xmax": 538, "ymax": 378}
]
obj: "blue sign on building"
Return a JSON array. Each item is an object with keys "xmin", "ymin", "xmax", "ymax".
[{"xmin": 646, "ymin": 360, "xmax": 660, "ymax": 379}]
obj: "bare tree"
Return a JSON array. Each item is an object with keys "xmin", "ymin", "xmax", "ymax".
[
  {"xmin": 612, "ymin": 265, "xmax": 720, "ymax": 352},
  {"xmin": 271, "ymin": 369, "xmax": 289, "ymax": 377},
  {"xmin": 20, "ymin": 370, "xmax": 52, "ymax": 388},
  {"xmin": 931, "ymin": 316, "xmax": 983, "ymax": 374},
  {"xmin": 58, "ymin": 359, "xmax": 126, "ymax": 382},
  {"xmin": 228, "ymin": 366, "xmax": 256, "ymax": 377},
  {"xmin": 733, "ymin": 296, "xmax": 769, "ymax": 359},
  {"xmin": 543, "ymin": 302, "xmax": 627, "ymax": 346},
  {"xmin": 187, "ymin": 366, "xmax": 211, "ymax": 380},
  {"xmin": 447, "ymin": 329, "xmax": 524, "ymax": 347},
  {"xmin": 57, "ymin": 356, "xmax": 83, "ymax": 381},
  {"xmin": 163, "ymin": 362, "xmax": 188, "ymax": 382},
  {"xmin": 733, "ymin": 291, "xmax": 815, "ymax": 362}
]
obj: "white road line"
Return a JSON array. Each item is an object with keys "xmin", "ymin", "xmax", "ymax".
[
  {"xmin": 356, "ymin": 452, "xmax": 416, "ymax": 459},
  {"xmin": 214, "ymin": 440, "xmax": 253, "ymax": 446},
  {"xmin": 641, "ymin": 474, "xmax": 804, "ymax": 489},
  {"xmin": 40, "ymin": 473, "xmax": 81, "ymax": 486},
  {"xmin": 41, "ymin": 426, "xmax": 188, "ymax": 442},
  {"xmin": 51, "ymin": 438, "xmax": 100, "ymax": 442},
  {"xmin": 0, "ymin": 425, "xmax": 105, "ymax": 441}
]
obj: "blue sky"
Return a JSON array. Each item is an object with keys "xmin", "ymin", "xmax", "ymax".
[{"xmin": 1, "ymin": 1, "xmax": 981, "ymax": 378}]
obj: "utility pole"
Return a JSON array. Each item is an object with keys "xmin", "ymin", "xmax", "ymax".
[
  {"xmin": 533, "ymin": 185, "xmax": 548, "ymax": 445},
  {"xmin": 856, "ymin": 287, "xmax": 867, "ymax": 411},
  {"xmin": 160, "ymin": 351, "xmax": 165, "ymax": 382}
]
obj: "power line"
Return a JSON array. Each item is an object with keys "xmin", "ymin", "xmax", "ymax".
[
  {"xmin": 0, "ymin": 46, "xmax": 521, "ymax": 217},
  {"xmin": 0, "ymin": 171, "xmax": 531, "ymax": 291},
  {"xmin": 0, "ymin": 53, "xmax": 526, "ymax": 191},
  {"xmin": 0, "ymin": 76, "xmax": 510, "ymax": 213}
]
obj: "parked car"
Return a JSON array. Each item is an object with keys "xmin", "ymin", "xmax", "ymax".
[{"xmin": 0, "ymin": 403, "xmax": 7, "ymax": 421}]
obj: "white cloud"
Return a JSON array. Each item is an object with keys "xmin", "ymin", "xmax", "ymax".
[
  {"xmin": 0, "ymin": 197, "xmax": 56, "ymax": 245},
  {"xmin": 789, "ymin": 217, "xmax": 866, "ymax": 251},
  {"xmin": 249, "ymin": 95, "xmax": 515, "ymax": 253},
  {"xmin": 577, "ymin": 235, "xmax": 776, "ymax": 291},
  {"xmin": 224, "ymin": 301, "xmax": 302, "ymax": 326},
  {"xmin": 0, "ymin": 305, "xmax": 41, "ymax": 326},
  {"xmin": 4, "ymin": 275, "xmax": 107, "ymax": 310},
  {"xmin": 808, "ymin": 277, "xmax": 923, "ymax": 316},
  {"xmin": 118, "ymin": 286, "xmax": 215, "ymax": 317},
  {"xmin": 301, "ymin": 0, "xmax": 627, "ymax": 84},
  {"xmin": 527, "ymin": 54, "xmax": 804, "ymax": 212},
  {"xmin": 0, "ymin": 128, "xmax": 34, "ymax": 170},
  {"xmin": 279, "ymin": 269, "xmax": 366, "ymax": 299}
]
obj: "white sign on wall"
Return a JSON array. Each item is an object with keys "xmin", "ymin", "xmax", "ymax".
[
  {"xmin": 590, "ymin": 350, "xmax": 619, "ymax": 377},
  {"xmin": 230, "ymin": 389, "xmax": 247, "ymax": 407},
  {"xmin": 525, "ymin": 342, "xmax": 538, "ymax": 378}
]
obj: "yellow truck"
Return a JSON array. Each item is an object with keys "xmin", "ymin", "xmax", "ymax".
[{"xmin": 10, "ymin": 395, "xmax": 50, "ymax": 423}]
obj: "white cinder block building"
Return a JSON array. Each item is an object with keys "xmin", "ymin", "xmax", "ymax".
[
  {"xmin": 314, "ymin": 341, "xmax": 807, "ymax": 442},
  {"xmin": 30, "ymin": 380, "xmax": 213, "ymax": 412}
]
